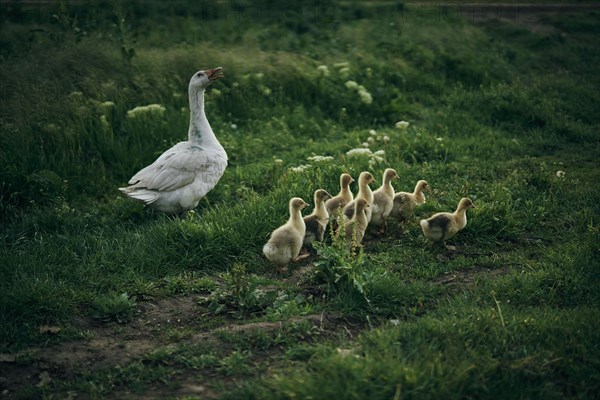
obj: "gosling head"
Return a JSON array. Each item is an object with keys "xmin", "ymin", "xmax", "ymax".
[
  {"xmin": 314, "ymin": 189, "xmax": 332, "ymax": 203},
  {"xmin": 359, "ymin": 171, "xmax": 375, "ymax": 186},
  {"xmin": 356, "ymin": 198, "xmax": 370, "ymax": 212},
  {"xmin": 458, "ymin": 197, "xmax": 475, "ymax": 211},
  {"xmin": 416, "ymin": 180, "xmax": 430, "ymax": 193},
  {"xmin": 341, "ymin": 173, "xmax": 354, "ymax": 188},
  {"xmin": 189, "ymin": 67, "xmax": 224, "ymax": 90},
  {"xmin": 383, "ymin": 168, "xmax": 399, "ymax": 183},
  {"xmin": 290, "ymin": 197, "xmax": 310, "ymax": 211}
]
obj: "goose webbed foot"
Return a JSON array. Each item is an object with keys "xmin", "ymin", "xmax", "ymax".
[{"xmin": 293, "ymin": 253, "xmax": 311, "ymax": 262}]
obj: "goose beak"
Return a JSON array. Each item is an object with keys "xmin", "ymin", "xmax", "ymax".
[{"xmin": 206, "ymin": 67, "xmax": 224, "ymax": 81}]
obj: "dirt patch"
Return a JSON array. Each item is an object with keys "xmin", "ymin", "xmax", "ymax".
[
  {"xmin": 432, "ymin": 266, "xmax": 510, "ymax": 290},
  {"xmin": 0, "ymin": 296, "xmax": 350, "ymax": 400}
]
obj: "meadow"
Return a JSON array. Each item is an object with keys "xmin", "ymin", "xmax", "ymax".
[{"xmin": 1, "ymin": 1, "xmax": 599, "ymax": 399}]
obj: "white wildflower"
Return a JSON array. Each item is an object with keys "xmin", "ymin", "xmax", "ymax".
[
  {"xmin": 345, "ymin": 80, "xmax": 358, "ymax": 90},
  {"xmin": 367, "ymin": 137, "xmax": 375, "ymax": 143},
  {"xmin": 273, "ymin": 158, "xmax": 283, "ymax": 166},
  {"xmin": 383, "ymin": 135, "xmax": 390, "ymax": 143},
  {"xmin": 358, "ymin": 90, "xmax": 372, "ymax": 105},
  {"xmin": 100, "ymin": 115, "xmax": 110, "ymax": 129},
  {"xmin": 333, "ymin": 62, "xmax": 350, "ymax": 68},
  {"xmin": 395, "ymin": 120, "xmax": 410, "ymax": 129},
  {"xmin": 369, "ymin": 129, "xmax": 377, "ymax": 136},
  {"xmin": 211, "ymin": 88, "xmax": 222, "ymax": 97},
  {"xmin": 339, "ymin": 67, "xmax": 350, "ymax": 76},
  {"xmin": 389, "ymin": 319, "xmax": 400, "ymax": 326},
  {"xmin": 262, "ymin": 87, "xmax": 271, "ymax": 96},
  {"xmin": 127, "ymin": 104, "xmax": 166, "ymax": 119},
  {"xmin": 346, "ymin": 148, "xmax": 373, "ymax": 157},
  {"xmin": 317, "ymin": 65, "xmax": 330, "ymax": 77},
  {"xmin": 374, "ymin": 150, "xmax": 385, "ymax": 156},
  {"xmin": 231, "ymin": 124, "xmax": 238, "ymax": 129},
  {"xmin": 307, "ymin": 155, "xmax": 334, "ymax": 163},
  {"xmin": 362, "ymin": 142, "xmax": 370, "ymax": 148},
  {"xmin": 436, "ymin": 137, "xmax": 443, "ymax": 141},
  {"xmin": 101, "ymin": 101, "xmax": 115, "ymax": 108},
  {"xmin": 289, "ymin": 165, "xmax": 311, "ymax": 173},
  {"xmin": 255, "ymin": 72, "xmax": 264, "ymax": 80},
  {"xmin": 556, "ymin": 170, "xmax": 565, "ymax": 178},
  {"xmin": 376, "ymin": 135, "xmax": 382, "ymax": 141}
]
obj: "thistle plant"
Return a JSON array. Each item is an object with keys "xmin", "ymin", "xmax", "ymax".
[
  {"xmin": 312, "ymin": 210, "xmax": 373, "ymax": 303},
  {"xmin": 91, "ymin": 292, "xmax": 137, "ymax": 323}
]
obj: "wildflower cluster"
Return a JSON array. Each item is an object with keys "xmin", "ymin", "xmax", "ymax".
[
  {"xmin": 126, "ymin": 104, "xmax": 166, "ymax": 119},
  {"xmin": 345, "ymin": 80, "xmax": 372, "ymax": 105},
  {"xmin": 289, "ymin": 154, "xmax": 334, "ymax": 173},
  {"xmin": 365, "ymin": 129, "xmax": 390, "ymax": 146},
  {"xmin": 346, "ymin": 148, "xmax": 386, "ymax": 168},
  {"xmin": 395, "ymin": 120, "xmax": 410, "ymax": 129},
  {"xmin": 307, "ymin": 155, "xmax": 334, "ymax": 163},
  {"xmin": 317, "ymin": 65, "xmax": 330, "ymax": 77},
  {"xmin": 289, "ymin": 165, "xmax": 311, "ymax": 173},
  {"xmin": 334, "ymin": 62, "xmax": 351, "ymax": 77}
]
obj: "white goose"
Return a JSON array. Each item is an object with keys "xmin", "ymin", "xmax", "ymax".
[{"xmin": 119, "ymin": 68, "xmax": 227, "ymax": 214}]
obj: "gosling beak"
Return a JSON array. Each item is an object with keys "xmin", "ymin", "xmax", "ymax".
[{"xmin": 206, "ymin": 67, "xmax": 224, "ymax": 81}]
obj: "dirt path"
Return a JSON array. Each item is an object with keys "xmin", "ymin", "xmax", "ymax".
[{"xmin": 0, "ymin": 261, "xmax": 509, "ymax": 399}]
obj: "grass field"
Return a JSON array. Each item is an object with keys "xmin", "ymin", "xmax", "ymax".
[{"xmin": 1, "ymin": 1, "xmax": 599, "ymax": 399}]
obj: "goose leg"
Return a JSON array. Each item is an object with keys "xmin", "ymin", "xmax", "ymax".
[{"xmin": 293, "ymin": 253, "xmax": 310, "ymax": 262}]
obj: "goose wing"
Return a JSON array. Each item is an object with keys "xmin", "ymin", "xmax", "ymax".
[{"xmin": 128, "ymin": 142, "xmax": 227, "ymax": 192}]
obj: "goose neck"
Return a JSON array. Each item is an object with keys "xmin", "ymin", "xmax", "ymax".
[
  {"xmin": 359, "ymin": 182, "xmax": 373, "ymax": 202},
  {"xmin": 289, "ymin": 208, "xmax": 304, "ymax": 229},
  {"xmin": 314, "ymin": 199, "xmax": 328, "ymax": 219},
  {"xmin": 188, "ymin": 89, "xmax": 220, "ymax": 148}
]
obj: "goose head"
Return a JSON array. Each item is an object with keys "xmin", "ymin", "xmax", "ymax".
[
  {"xmin": 314, "ymin": 189, "xmax": 332, "ymax": 203},
  {"xmin": 458, "ymin": 197, "xmax": 475, "ymax": 211},
  {"xmin": 383, "ymin": 168, "xmax": 399, "ymax": 183},
  {"xmin": 358, "ymin": 171, "xmax": 374, "ymax": 186},
  {"xmin": 355, "ymin": 198, "xmax": 370, "ymax": 213},
  {"xmin": 341, "ymin": 173, "xmax": 354, "ymax": 189},
  {"xmin": 416, "ymin": 180, "xmax": 430, "ymax": 193},
  {"xmin": 189, "ymin": 67, "xmax": 224, "ymax": 90},
  {"xmin": 290, "ymin": 197, "xmax": 310, "ymax": 211}
]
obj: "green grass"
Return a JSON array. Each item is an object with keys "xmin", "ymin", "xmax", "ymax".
[{"xmin": 1, "ymin": 1, "xmax": 600, "ymax": 399}]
